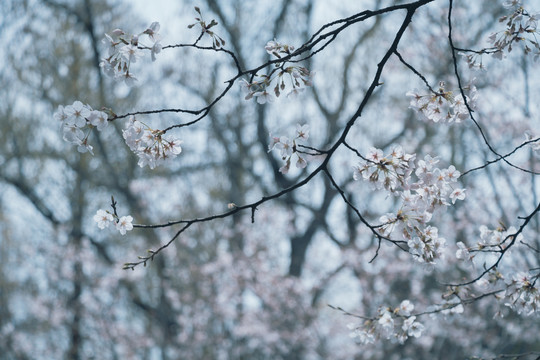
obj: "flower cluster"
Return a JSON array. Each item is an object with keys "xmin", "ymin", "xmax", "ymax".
[
  {"xmin": 454, "ymin": 225, "xmax": 523, "ymax": 265},
  {"xmin": 353, "ymin": 146, "xmax": 416, "ymax": 192},
  {"xmin": 488, "ymin": 1, "xmax": 540, "ymax": 60},
  {"xmin": 503, "ymin": 271, "xmax": 539, "ymax": 316},
  {"xmin": 455, "ymin": 241, "xmax": 472, "ymax": 261},
  {"xmin": 406, "ymin": 81, "xmax": 478, "ymax": 124},
  {"xmin": 122, "ymin": 116, "xmax": 182, "ymax": 169},
  {"xmin": 455, "ymin": 224, "xmax": 523, "ymax": 263},
  {"xmin": 54, "ymin": 101, "xmax": 109, "ymax": 155},
  {"xmin": 475, "ymin": 266, "xmax": 539, "ymax": 316},
  {"xmin": 187, "ymin": 6, "xmax": 225, "ymax": 49},
  {"xmin": 100, "ymin": 22, "xmax": 162, "ymax": 86},
  {"xmin": 241, "ymin": 40, "xmax": 314, "ymax": 104},
  {"xmin": 458, "ymin": 52, "xmax": 487, "ymax": 71},
  {"xmin": 353, "ymin": 147, "xmax": 466, "ymax": 265},
  {"xmin": 478, "ymin": 224, "xmax": 522, "ymax": 248},
  {"xmin": 93, "ymin": 209, "xmax": 133, "ymax": 235},
  {"xmin": 348, "ymin": 300, "xmax": 425, "ymax": 345},
  {"xmin": 268, "ymin": 124, "xmax": 310, "ymax": 174}
]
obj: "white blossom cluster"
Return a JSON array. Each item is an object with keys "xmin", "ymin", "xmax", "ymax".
[
  {"xmin": 241, "ymin": 40, "xmax": 315, "ymax": 104},
  {"xmin": 459, "ymin": 52, "xmax": 488, "ymax": 71},
  {"xmin": 348, "ymin": 300, "xmax": 425, "ymax": 345},
  {"xmin": 354, "ymin": 147, "xmax": 466, "ymax": 265},
  {"xmin": 457, "ymin": 224, "xmax": 539, "ymax": 317},
  {"xmin": 268, "ymin": 124, "xmax": 310, "ymax": 174},
  {"xmin": 54, "ymin": 101, "xmax": 109, "ymax": 155},
  {"xmin": 99, "ymin": 22, "xmax": 162, "ymax": 86},
  {"xmin": 353, "ymin": 146, "xmax": 416, "ymax": 192},
  {"xmin": 93, "ymin": 209, "xmax": 133, "ymax": 235},
  {"xmin": 488, "ymin": 0, "xmax": 540, "ymax": 61},
  {"xmin": 503, "ymin": 271, "xmax": 540, "ymax": 316},
  {"xmin": 479, "ymin": 225, "xmax": 523, "ymax": 248},
  {"xmin": 477, "ymin": 267, "xmax": 539, "ymax": 317},
  {"xmin": 457, "ymin": 225, "xmax": 523, "ymax": 263},
  {"xmin": 122, "ymin": 116, "xmax": 182, "ymax": 169},
  {"xmin": 406, "ymin": 81, "xmax": 478, "ymax": 124}
]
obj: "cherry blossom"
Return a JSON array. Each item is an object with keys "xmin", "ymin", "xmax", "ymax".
[
  {"xmin": 488, "ymin": 1, "xmax": 540, "ymax": 60},
  {"xmin": 87, "ymin": 110, "xmax": 108, "ymax": 131},
  {"xmin": 348, "ymin": 301, "xmax": 424, "ymax": 345},
  {"xmin": 402, "ymin": 316, "xmax": 424, "ymax": 338},
  {"xmin": 122, "ymin": 116, "xmax": 183, "ymax": 169},
  {"xmin": 397, "ymin": 300, "xmax": 414, "ymax": 316},
  {"xmin": 93, "ymin": 209, "xmax": 114, "ymax": 229},
  {"xmin": 54, "ymin": 101, "xmax": 108, "ymax": 155},
  {"xmin": 268, "ymin": 124, "xmax": 312, "ymax": 174},
  {"xmin": 241, "ymin": 40, "xmax": 314, "ymax": 104},
  {"xmin": 455, "ymin": 241, "xmax": 471, "ymax": 261},
  {"xmin": 353, "ymin": 147, "xmax": 466, "ymax": 265},
  {"xmin": 99, "ymin": 22, "xmax": 162, "ymax": 86},
  {"xmin": 116, "ymin": 215, "xmax": 134, "ymax": 235},
  {"xmin": 406, "ymin": 81, "xmax": 478, "ymax": 124},
  {"xmin": 65, "ymin": 100, "xmax": 91, "ymax": 127}
]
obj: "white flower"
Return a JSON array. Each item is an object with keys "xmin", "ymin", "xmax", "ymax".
[
  {"xmin": 100, "ymin": 59, "xmax": 117, "ymax": 78},
  {"xmin": 94, "ymin": 209, "xmax": 114, "ymax": 229},
  {"xmin": 63, "ymin": 124, "xmax": 85, "ymax": 144},
  {"xmin": 377, "ymin": 311, "xmax": 394, "ymax": 338},
  {"xmin": 445, "ymin": 165, "xmax": 461, "ymax": 182},
  {"xmin": 398, "ymin": 300, "xmax": 414, "ymax": 316},
  {"xmin": 287, "ymin": 87, "xmax": 304, "ymax": 98},
  {"xmin": 275, "ymin": 136, "xmax": 293, "ymax": 158},
  {"xmin": 254, "ymin": 90, "xmax": 274, "ymax": 104},
  {"xmin": 164, "ymin": 137, "xmax": 182, "ymax": 156},
  {"xmin": 239, "ymin": 79, "xmax": 253, "ymax": 94},
  {"xmin": 265, "ymin": 39, "xmax": 281, "ymax": 55},
  {"xmin": 54, "ymin": 105, "xmax": 68, "ymax": 122},
  {"xmin": 65, "ymin": 101, "xmax": 91, "ymax": 127},
  {"xmin": 103, "ymin": 33, "xmax": 118, "ymax": 56},
  {"xmin": 426, "ymin": 103, "xmax": 444, "ymax": 123},
  {"xmin": 145, "ymin": 22, "xmax": 161, "ymax": 43},
  {"xmin": 352, "ymin": 164, "xmax": 365, "ymax": 181},
  {"xmin": 456, "ymin": 241, "xmax": 470, "ymax": 260},
  {"xmin": 408, "ymin": 237, "xmax": 425, "ymax": 256},
  {"xmin": 120, "ymin": 44, "xmax": 142, "ymax": 63},
  {"xmin": 295, "ymin": 124, "xmax": 309, "ymax": 141},
  {"xmin": 450, "ymin": 188, "xmax": 466, "ymax": 204},
  {"xmin": 268, "ymin": 134, "xmax": 280, "ymax": 152},
  {"xmin": 151, "ymin": 42, "xmax": 162, "ymax": 62},
  {"xmin": 118, "ymin": 71, "xmax": 138, "ymax": 87},
  {"xmin": 123, "ymin": 116, "xmax": 144, "ymax": 150},
  {"xmin": 116, "ymin": 215, "xmax": 133, "ymax": 235},
  {"xmin": 279, "ymin": 159, "xmax": 291, "ymax": 174},
  {"xmin": 296, "ymin": 155, "xmax": 307, "ymax": 169},
  {"xmin": 367, "ymin": 147, "xmax": 384, "ymax": 162},
  {"xmin": 402, "ymin": 316, "xmax": 424, "ymax": 338},
  {"xmin": 88, "ymin": 110, "xmax": 108, "ymax": 131},
  {"xmin": 77, "ymin": 139, "xmax": 94, "ymax": 155}
]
